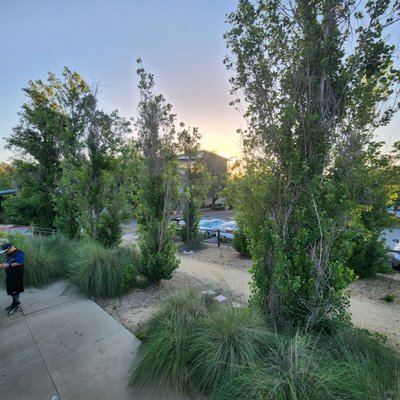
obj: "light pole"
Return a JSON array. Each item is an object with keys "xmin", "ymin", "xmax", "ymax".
[
  {"xmin": 183, "ymin": 158, "xmax": 193, "ymax": 254},
  {"xmin": 185, "ymin": 165, "xmax": 190, "ymax": 252}
]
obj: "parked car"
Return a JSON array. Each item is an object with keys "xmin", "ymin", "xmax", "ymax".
[
  {"xmin": 219, "ymin": 221, "xmax": 237, "ymax": 241},
  {"xmin": 392, "ymin": 239, "xmax": 400, "ymax": 271},
  {"xmin": 198, "ymin": 219, "xmax": 225, "ymax": 238},
  {"xmin": 387, "ymin": 206, "xmax": 400, "ymax": 218}
]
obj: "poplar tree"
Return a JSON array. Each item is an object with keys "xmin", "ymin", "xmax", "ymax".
[{"xmin": 225, "ymin": 0, "xmax": 400, "ymax": 329}]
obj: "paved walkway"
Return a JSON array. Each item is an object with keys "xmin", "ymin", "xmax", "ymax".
[{"xmin": 0, "ymin": 281, "xmax": 185, "ymax": 400}]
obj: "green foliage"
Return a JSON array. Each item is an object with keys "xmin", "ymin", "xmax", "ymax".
[
  {"xmin": 139, "ymin": 224, "xmax": 180, "ymax": 283},
  {"xmin": 53, "ymin": 161, "xmax": 83, "ymax": 239},
  {"xmin": 6, "ymin": 68, "xmax": 137, "ymax": 245},
  {"xmin": 6, "ymin": 234, "xmax": 65, "ymax": 287},
  {"xmin": 213, "ymin": 326, "xmax": 400, "ymax": 400},
  {"xmin": 383, "ymin": 293, "xmax": 395, "ymax": 303},
  {"xmin": 224, "ymin": 0, "xmax": 400, "ymax": 329},
  {"xmin": 188, "ymin": 307, "xmax": 273, "ymax": 394},
  {"xmin": 129, "ymin": 289, "xmax": 214, "ymax": 393},
  {"xmin": 178, "ymin": 223, "xmax": 203, "ymax": 250},
  {"xmin": 69, "ymin": 241, "xmax": 140, "ymax": 298},
  {"xmin": 0, "ymin": 163, "xmax": 14, "ymax": 190},
  {"xmin": 232, "ymin": 229, "xmax": 250, "ymax": 257},
  {"xmin": 3, "ymin": 161, "xmax": 56, "ymax": 227},
  {"xmin": 177, "ymin": 125, "xmax": 211, "ymax": 250},
  {"xmin": 135, "ymin": 61, "xmax": 180, "ymax": 283},
  {"xmin": 348, "ymin": 230, "xmax": 389, "ymax": 278},
  {"xmin": 131, "ymin": 293, "xmax": 400, "ymax": 399},
  {"xmin": 5, "ymin": 68, "xmax": 91, "ymax": 228}
]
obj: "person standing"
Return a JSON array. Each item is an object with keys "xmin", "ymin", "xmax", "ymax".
[{"xmin": 0, "ymin": 242, "xmax": 25, "ymax": 316}]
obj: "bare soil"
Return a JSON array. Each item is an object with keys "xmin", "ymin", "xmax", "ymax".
[{"xmin": 97, "ymin": 241, "xmax": 400, "ymax": 349}]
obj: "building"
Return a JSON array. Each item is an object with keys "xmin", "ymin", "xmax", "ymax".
[{"xmin": 178, "ymin": 150, "xmax": 229, "ymax": 208}]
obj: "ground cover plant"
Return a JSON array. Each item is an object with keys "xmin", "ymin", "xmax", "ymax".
[{"xmin": 130, "ymin": 290, "xmax": 400, "ymax": 400}]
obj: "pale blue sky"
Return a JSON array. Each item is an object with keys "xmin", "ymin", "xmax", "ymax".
[{"xmin": 0, "ymin": 0, "xmax": 399, "ymax": 162}]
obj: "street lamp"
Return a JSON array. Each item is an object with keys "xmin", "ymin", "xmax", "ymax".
[{"xmin": 183, "ymin": 157, "xmax": 194, "ymax": 255}]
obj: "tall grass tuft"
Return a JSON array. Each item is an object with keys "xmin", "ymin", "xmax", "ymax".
[
  {"xmin": 212, "ymin": 327, "xmax": 400, "ymax": 400},
  {"xmin": 211, "ymin": 331, "xmax": 327, "ymax": 400},
  {"xmin": 319, "ymin": 326, "xmax": 400, "ymax": 399},
  {"xmin": 41, "ymin": 234, "xmax": 76, "ymax": 277},
  {"xmin": 129, "ymin": 289, "xmax": 215, "ymax": 394},
  {"xmin": 69, "ymin": 241, "xmax": 140, "ymax": 298},
  {"xmin": 3, "ymin": 234, "xmax": 62, "ymax": 287},
  {"xmin": 130, "ymin": 291, "xmax": 400, "ymax": 400},
  {"xmin": 189, "ymin": 307, "xmax": 274, "ymax": 395}
]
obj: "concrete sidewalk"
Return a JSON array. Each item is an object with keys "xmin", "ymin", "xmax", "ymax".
[{"xmin": 0, "ymin": 281, "xmax": 184, "ymax": 400}]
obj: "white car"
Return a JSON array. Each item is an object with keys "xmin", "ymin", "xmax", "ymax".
[
  {"xmin": 199, "ymin": 219, "xmax": 225, "ymax": 238},
  {"xmin": 392, "ymin": 239, "xmax": 400, "ymax": 270},
  {"xmin": 219, "ymin": 221, "xmax": 237, "ymax": 241}
]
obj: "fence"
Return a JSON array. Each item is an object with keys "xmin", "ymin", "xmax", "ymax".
[{"xmin": 0, "ymin": 225, "xmax": 56, "ymax": 237}]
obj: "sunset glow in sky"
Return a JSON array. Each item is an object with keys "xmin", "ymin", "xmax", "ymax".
[{"xmin": 1, "ymin": 0, "xmax": 399, "ymax": 162}]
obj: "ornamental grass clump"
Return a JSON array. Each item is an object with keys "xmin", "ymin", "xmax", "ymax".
[
  {"xmin": 318, "ymin": 326, "xmax": 400, "ymax": 399},
  {"xmin": 188, "ymin": 307, "xmax": 273, "ymax": 395},
  {"xmin": 212, "ymin": 327, "xmax": 400, "ymax": 400},
  {"xmin": 43, "ymin": 234, "xmax": 76, "ymax": 276},
  {"xmin": 6, "ymin": 234, "xmax": 62, "ymax": 287},
  {"xmin": 129, "ymin": 289, "xmax": 215, "ymax": 394},
  {"xmin": 69, "ymin": 241, "xmax": 140, "ymax": 298},
  {"xmin": 211, "ymin": 331, "xmax": 327, "ymax": 400},
  {"xmin": 130, "ymin": 291, "xmax": 400, "ymax": 400}
]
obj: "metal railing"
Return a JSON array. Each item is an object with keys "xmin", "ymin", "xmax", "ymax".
[{"xmin": 31, "ymin": 226, "xmax": 56, "ymax": 237}]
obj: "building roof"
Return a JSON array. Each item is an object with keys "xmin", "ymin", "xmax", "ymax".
[{"xmin": 178, "ymin": 150, "xmax": 230, "ymax": 162}]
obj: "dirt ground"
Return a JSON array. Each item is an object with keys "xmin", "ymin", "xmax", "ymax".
[{"xmin": 97, "ymin": 242, "xmax": 400, "ymax": 349}]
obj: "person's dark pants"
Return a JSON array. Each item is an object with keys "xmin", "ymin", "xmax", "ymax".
[{"xmin": 6, "ymin": 272, "xmax": 24, "ymax": 305}]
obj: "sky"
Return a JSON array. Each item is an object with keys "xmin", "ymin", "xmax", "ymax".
[{"xmin": 0, "ymin": 0, "xmax": 399, "ymax": 163}]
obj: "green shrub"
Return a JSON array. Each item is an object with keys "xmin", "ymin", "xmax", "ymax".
[
  {"xmin": 139, "ymin": 224, "xmax": 180, "ymax": 283},
  {"xmin": 69, "ymin": 241, "xmax": 140, "ymax": 298},
  {"xmin": 348, "ymin": 233, "xmax": 389, "ymax": 278},
  {"xmin": 383, "ymin": 293, "xmax": 395, "ymax": 303},
  {"xmin": 178, "ymin": 224, "xmax": 203, "ymax": 250},
  {"xmin": 129, "ymin": 289, "xmax": 214, "ymax": 393},
  {"xmin": 119, "ymin": 244, "xmax": 141, "ymax": 291},
  {"xmin": 232, "ymin": 230, "xmax": 250, "ymax": 257}
]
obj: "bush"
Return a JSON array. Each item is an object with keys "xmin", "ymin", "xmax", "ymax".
[
  {"xmin": 232, "ymin": 230, "xmax": 250, "ymax": 257},
  {"xmin": 129, "ymin": 289, "xmax": 214, "ymax": 393},
  {"xmin": 383, "ymin": 293, "xmax": 395, "ymax": 303},
  {"xmin": 178, "ymin": 224, "xmax": 203, "ymax": 250},
  {"xmin": 139, "ymin": 224, "xmax": 180, "ymax": 283},
  {"xmin": 348, "ymin": 233, "xmax": 389, "ymax": 278},
  {"xmin": 69, "ymin": 241, "xmax": 140, "ymax": 298}
]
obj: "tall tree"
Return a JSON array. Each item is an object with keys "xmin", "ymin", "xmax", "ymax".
[
  {"xmin": 6, "ymin": 68, "xmax": 91, "ymax": 227},
  {"xmin": 177, "ymin": 124, "xmax": 211, "ymax": 250},
  {"xmin": 135, "ymin": 60, "xmax": 180, "ymax": 282},
  {"xmin": 225, "ymin": 0, "xmax": 400, "ymax": 329}
]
